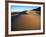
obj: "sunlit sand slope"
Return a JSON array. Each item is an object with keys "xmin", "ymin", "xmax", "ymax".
[{"xmin": 11, "ymin": 14, "xmax": 41, "ymax": 31}]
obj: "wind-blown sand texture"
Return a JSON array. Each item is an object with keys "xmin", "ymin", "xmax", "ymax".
[{"xmin": 11, "ymin": 10, "xmax": 41, "ymax": 31}]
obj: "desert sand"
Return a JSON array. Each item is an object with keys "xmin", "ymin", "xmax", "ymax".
[{"xmin": 11, "ymin": 13, "xmax": 41, "ymax": 31}]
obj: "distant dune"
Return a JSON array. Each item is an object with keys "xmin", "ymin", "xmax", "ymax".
[{"xmin": 11, "ymin": 7, "xmax": 41, "ymax": 16}]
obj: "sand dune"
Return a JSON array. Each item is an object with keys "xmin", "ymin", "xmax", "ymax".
[{"xmin": 11, "ymin": 14, "xmax": 41, "ymax": 31}]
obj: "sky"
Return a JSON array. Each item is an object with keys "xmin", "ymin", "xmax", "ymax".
[{"xmin": 11, "ymin": 5, "xmax": 39, "ymax": 12}]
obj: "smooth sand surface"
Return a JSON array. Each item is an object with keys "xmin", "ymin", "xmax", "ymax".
[{"xmin": 11, "ymin": 14, "xmax": 41, "ymax": 31}]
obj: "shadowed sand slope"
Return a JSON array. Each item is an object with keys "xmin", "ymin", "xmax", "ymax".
[{"xmin": 11, "ymin": 14, "xmax": 41, "ymax": 31}]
